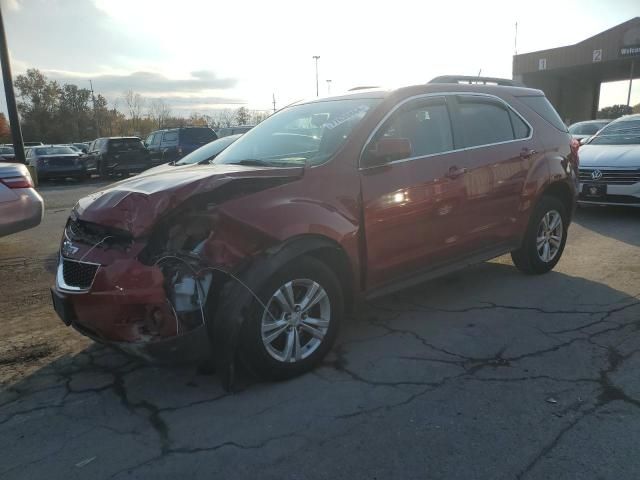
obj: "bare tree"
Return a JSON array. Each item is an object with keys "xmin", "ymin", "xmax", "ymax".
[
  {"xmin": 123, "ymin": 89, "xmax": 145, "ymax": 133},
  {"xmin": 148, "ymin": 98, "xmax": 171, "ymax": 129}
]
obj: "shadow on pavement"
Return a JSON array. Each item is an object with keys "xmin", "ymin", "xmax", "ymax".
[{"xmin": 574, "ymin": 204, "xmax": 640, "ymax": 247}]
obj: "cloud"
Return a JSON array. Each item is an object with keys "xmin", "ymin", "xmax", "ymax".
[
  {"xmin": 46, "ymin": 70, "xmax": 239, "ymax": 96},
  {"xmin": 0, "ymin": 0, "xmax": 21, "ymax": 11}
]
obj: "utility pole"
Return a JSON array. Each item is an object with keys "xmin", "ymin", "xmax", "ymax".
[
  {"xmin": 272, "ymin": 92, "xmax": 276, "ymax": 113},
  {"xmin": 89, "ymin": 79, "xmax": 99, "ymax": 138},
  {"xmin": 627, "ymin": 60, "xmax": 635, "ymax": 107},
  {"xmin": 312, "ymin": 55, "xmax": 320, "ymax": 97},
  {"xmin": 0, "ymin": 5, "xmax": 25, "ymax": 163},
  {"xmin": 326, "ymin": 79, "xmax": 332, "ymax": 95}
]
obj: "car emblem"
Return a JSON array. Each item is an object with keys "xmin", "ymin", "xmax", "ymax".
[
  {"xmin": 591, "ymin": 169, "xmax": 603, "ymax": 180},
  {"xmin": 62, "ymin": 239, "xmax": 79, "ymax": 257}
]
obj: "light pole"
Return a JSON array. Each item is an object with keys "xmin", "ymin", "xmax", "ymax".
[
  {"xmin": 312, "ymin": 55, "xmax": 320, "ymax": 97},
  {"xmin": 326, "ymin": 79, "xmax": 332, "ymax": 95},
  {"xmin": 0, "ymin": 5, "xmax": 25, "ymax": 164}
]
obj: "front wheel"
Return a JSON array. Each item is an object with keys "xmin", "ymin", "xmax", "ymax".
[
  {"xmin": 511, "ymin": 196, "xmax": 568, "ymax": 274},
  {"xmin": 240, "ymin": 256, "xmax": 343, "ymax": 380}
]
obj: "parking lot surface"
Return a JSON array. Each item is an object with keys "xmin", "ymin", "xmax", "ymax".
[{"xmin": 1, "ymin": 180, "xmax": 639, "ymax": 479}]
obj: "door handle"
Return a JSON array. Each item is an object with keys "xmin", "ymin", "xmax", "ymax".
[
  {"xmin": 520, "ymin": 148, "xmax": 537, "ymax": 159},
  {"xmin": 445, "ymin": 166, "xmax": 467, "ymax": 179}
]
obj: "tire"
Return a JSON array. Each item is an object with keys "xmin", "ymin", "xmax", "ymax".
[
  {"xmin": 511, "ymin": 195, "xmax": 568, "ymax": 275},
  {"xmin": 240, "ymin": 256, "xmax": 343, "ymax": 380}
]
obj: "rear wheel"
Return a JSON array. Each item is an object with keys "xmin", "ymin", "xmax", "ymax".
[
  {"xmin": 241, "ymin": 256, "xmax": 343, "ymax": 380},
  {"xmin": 511, "ymin": 196, "xmax": 568, "ymax": 274}
]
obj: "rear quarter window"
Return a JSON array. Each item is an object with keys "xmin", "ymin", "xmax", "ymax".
[
  {"xmin": 162, "ymin": 131, "xmax": 178, "ymax": 143},
  {"xmin": 518, "ymin": 95, "xmax": 567, "ymax": 132}
]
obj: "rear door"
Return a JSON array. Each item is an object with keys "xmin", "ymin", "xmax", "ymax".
[
  {"xmin": 360, "ymin": 95, "xmax": 465, "ymax": 289},
  {"xmin": 443, "ymin": 94, "xmax": 538, "ymax": 255},
  {"xmin": 145, "ymin": 133, "xmax": 162, "ymax": 165},
  {"xmin": 160, "ymin": 130, "xmax": 179, "ymax": 162},
  {"xmin": 107, "ymin": 138, "xmax": 149, "ymax": 170}
]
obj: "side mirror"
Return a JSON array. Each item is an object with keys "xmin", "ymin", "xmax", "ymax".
[
  {"xmin": 363, "ymin": 137, "xmax": 412, "ymax": 167},
  {"xmin": 579, "ymin": 136, "xmax": 591, "ymax": 145}
]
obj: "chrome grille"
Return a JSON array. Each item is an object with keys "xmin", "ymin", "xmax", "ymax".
[
  {"xmin": 60, "ymin": 258, "xmax": 99, "ymax": 290},
  {"xmin": 579, "ymin": 168, "xmax": 640, "ymax": 185}
]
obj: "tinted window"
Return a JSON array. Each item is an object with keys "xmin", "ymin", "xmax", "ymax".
[
  {"xmin": 162, "ymin": 131, "xmax": 178, "ymax": 142},
  {"xmin": 510, "ymin": 111, "xmax": 530, "ymax": 139},
  {"xmin": 34, "ymin": 146, "xmax": 76, "ymax": 155},
  {"xmin": 180, "ymin": 128, "xmax": 217, "ymax": 144},
  {"xmin": 0, "ymin": 147, "xmax": 14, "ymax": 154},
  {"xmin": 457, "ymin": 98, "xmax": 515, "ymax": 147},
  {"xmin": 373, "ymin": 97, "xmax": 454, "ymax": 160},
  {"xmin": 518, "ymin": 95, "xmax": 567, "ymax": 132},
  {"xmin": 109, "ymin": 138, "xmax": 144, "ymax": 150}
]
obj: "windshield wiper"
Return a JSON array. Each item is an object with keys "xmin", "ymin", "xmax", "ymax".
[{"xmin": 231, "ymin": 159, "xmax": 274, "ymax": 167}]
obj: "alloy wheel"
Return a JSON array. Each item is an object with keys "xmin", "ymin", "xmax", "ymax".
[{"xmin": 536, "ymin": 209, "xmax": 563, "ymax": 263}]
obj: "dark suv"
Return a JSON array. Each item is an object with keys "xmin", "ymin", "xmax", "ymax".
[
  {"xmin": 52, "ymin": 77, "xmax": 578, "ymax": 388},
  {"xmin": 145, "ymin": 126, "xmax": 217, "ymax": 165},
  {"xmin": 85, "ymin": 137, "xmax": 150, "ymax": 178}
]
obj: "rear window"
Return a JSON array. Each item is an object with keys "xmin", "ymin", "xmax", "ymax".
[
  {"xmin": 457, "ymin": 98, "xmax": 517, "ymax": 148},
  {"xmin": 180, "ymin": 128, "xmax": 217, "ymax": 144},
  {"xmin": 109, "ymin": 138, "xmax": 143, "ymax": 150},
  {"xmin": 34, "ymin": 146, "xmax": 76, "ymax": 155},
  {"xmin": 518, "ymin": 95, "xmax": 567, "ymax": 132}
]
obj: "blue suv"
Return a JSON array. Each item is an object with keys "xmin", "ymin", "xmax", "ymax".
[{"xmin": 144, "ymin": 126, "xmax": 218, "ymax": 165}]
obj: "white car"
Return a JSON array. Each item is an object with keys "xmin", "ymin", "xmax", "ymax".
[
  {"xmin": 578, "ymin": 114, "xmax": 640, "ymax": 207},
  {"xmin": 0, "ymin": 162, "xmax": 44, "ymax": 236}
]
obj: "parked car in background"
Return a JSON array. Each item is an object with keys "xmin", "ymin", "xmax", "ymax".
[
  {"xmin": 73, "ymin": 142, "xmax": 90, "ymax": 154},
  {"xmin": 140, "ymin": 134, "xmax": 242, "ymax": 176},
  {"xmin": 0, "ymin": 146, "xmax": 16, "ymax": 162},
  {"xmin": 60, "ymin": 144, "xmax": 83, "ymax": 155},
  {"xmin": 578, "ymin": 114, "xmax": 640, "ymax": 207},
  {"xmin": 0, "ymin": 162, "xmax": 43, "ymax": 237},
  {"xmin": 216, "ymin": 125, "xmax": 254, "ymax": 138},
  {"xmin": 568, "ymin": 119, "xmax": 610, "ymax": 143},
  {"xmin": 85, "ymin": 137, "xmax": 150, "ymax": 178},
  {"xmin": 145, "ymin": 126, "xmax": 217, "ymax": 165},
  {"xmin": 26, "ymin": 145, "xmax": 86, "ymax": 181},
  {"xmin": 52, "ymin": 78, "xmax": 577, "ymax": 385}
]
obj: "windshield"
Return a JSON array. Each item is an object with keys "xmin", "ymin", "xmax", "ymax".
[
  {"xmin": 569, "ymin": 122, "xmax": 608, "ymax": 135},
  {"xmin": 214, "ymin": 98, "xmax": 381, "ymax": 167},
  {"xmin": 34, "ymin": 146, "xmax": 76, "ymax": 155},
  {"xmin": 589, "ymin": 119, "xmax": 640, "ymax": 145},
  {"xmin": 175, "ymin": 135, "xmax": 240, "ymax": 165}
]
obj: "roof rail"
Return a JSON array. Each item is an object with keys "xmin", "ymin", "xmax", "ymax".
[{"xmin": 428, "ymin": 75, "xmax": 522, "ymax": 87}]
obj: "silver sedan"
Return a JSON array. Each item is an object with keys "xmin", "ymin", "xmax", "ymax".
[{"xmin": 0, "ymin": 162, "xmax": 44, "ymax": 237}]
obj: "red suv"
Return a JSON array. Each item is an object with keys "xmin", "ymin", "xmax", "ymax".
[{"xmin": 52, "ymin": 77, "xmax": 578, "ymax": 387}]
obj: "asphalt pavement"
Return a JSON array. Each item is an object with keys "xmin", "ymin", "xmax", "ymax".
[{"xmin": 1, "ymin": 179, "xmax": 639, "ymax": 479}]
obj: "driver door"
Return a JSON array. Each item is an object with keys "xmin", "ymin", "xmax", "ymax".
[{"xmin": 360, "ymin": 95, "xmax": 464, "ymax": 289}]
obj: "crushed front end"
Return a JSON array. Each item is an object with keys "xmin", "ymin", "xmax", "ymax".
[{"xmin": 51, "ymin": 213, "xmax": 217, "ymax": 363}]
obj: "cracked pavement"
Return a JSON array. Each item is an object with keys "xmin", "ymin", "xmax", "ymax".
[{"xmin": 1, "ymin": 181, "xmax": 639, "ymax": 479}]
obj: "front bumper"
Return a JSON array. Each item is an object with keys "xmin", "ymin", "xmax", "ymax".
[
  {"xmin": 38, "ymin": 165, "xmax": 86, "ymax": 179},
  {"xmin": 51, "ymin": 254, "xmax": 213, "ymax": 364},
  {"xmin": 578, "ymin": 181, "xmax": 640, "ymax": 207}
]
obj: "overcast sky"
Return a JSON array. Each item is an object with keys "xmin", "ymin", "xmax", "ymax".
[{"xmin": 1, "ymin": 0, "xmax": 639, "ymax": 116}]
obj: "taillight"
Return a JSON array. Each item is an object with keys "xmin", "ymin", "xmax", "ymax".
[
  {"xmin": 569, "ymin": 138, "xmax": 580, "ymax": 168},
  {"xmin": 1, "ymin": 174, "xmax": 34, "ymax": 189}
]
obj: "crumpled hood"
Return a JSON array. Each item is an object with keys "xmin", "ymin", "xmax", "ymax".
[
  {"xmin": 579, "ymin": 144, "xmax": 640, "ymax": 167},
  {"xmin": 75, "ymin": 163, "xmax": 302, "ymax": 237}
]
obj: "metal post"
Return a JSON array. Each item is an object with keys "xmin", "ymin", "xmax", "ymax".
[
  {"xmin": 0, "ymin": 5, "xmax": 25, "ymax": 164},
  {"xmin": 272, "ymin": 92, "xmax": 276, "ymax": 113},
  {"xmin": 312, "ymin": 56, "xmax": 320, "ymax": 97},
  {"xmin": 326, "ymin": 79, "xmax": 332, "ymax": 95},
  {"xmin": 627, "ymin": 60, "xmax": 635, "ymax": 107},
  {"xmin": 89, "ymin": 79, "xmax": 99, "ymax": 137}
]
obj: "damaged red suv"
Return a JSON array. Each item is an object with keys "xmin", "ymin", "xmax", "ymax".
[{"xmin": 52, "ymin": 77, "xmax": 578, "ymax": 387}]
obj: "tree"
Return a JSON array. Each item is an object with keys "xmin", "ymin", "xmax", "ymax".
[
  {"xmin": 597, "ymin": 104, "xmax": 633, "ymax": 119},
  {"xmin": 633, "ymin": 103, "xmax": 640, "ymax": 114},
  {"xmin": 251, "ymin": 110, "xmax": 271, "ymax": 124},
  {"xmin": 123, "ymin": 89, "xmax": 145, "ymax": 133},
  {"xmin": 0, "ymin": 113, "xmax": 10, "ymax": 143},
  {"xmin": 235, "ymin": 106, "xmax": 251, "ymax": 125},
  {"xmin": 149, "ymin": 98, "xmax": 171, "ymax": 129},
  {"xmin": 14, "ymin": 68, "xmax": 61, "ymax": 142}
]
